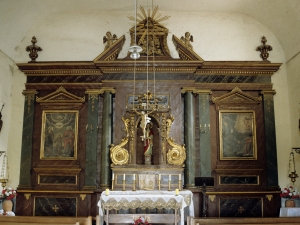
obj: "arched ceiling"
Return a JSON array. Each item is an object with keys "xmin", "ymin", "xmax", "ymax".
[{"xmin": 0, "ymin": 0, "xmax": 299, "ymax": 63}]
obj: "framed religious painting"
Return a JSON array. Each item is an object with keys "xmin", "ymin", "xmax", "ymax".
[
  {"xmin": 219, "ymin": 110, "xmax": 257, "ymax": 160},
  {"xmin": 40, "ymin": 110, "xmax": 78, "ymax": 160}
]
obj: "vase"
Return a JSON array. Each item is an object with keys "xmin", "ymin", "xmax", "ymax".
[
  {"xmin": 285, "ymin": 199, "xmax": 296, "ymax": 207},
  {"xmin": 2, "ymin": 199, "xmax": 13, "ymax": 213}
]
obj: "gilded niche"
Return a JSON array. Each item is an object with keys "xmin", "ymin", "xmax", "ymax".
[{"xmin": 110, "ymin": 91, "xmax": 186, "ymax": 167}]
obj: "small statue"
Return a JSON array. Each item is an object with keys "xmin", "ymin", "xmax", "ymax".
[
  {"xmin": 181, "ymin": 32, "xmax": 193, "ymax": 50},
  {"xmin": 103, "ymin": 31, "xmax": 117, "ymax": 50}
]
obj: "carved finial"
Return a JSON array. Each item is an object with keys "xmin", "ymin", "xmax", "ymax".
[
  {"xmin": 103, "ymin": 31, "xmax": 117, "ymax": 51},
  {"xmin": 25, "ymin": 36, "xmax": 42, "ymax": 62},
  {"xmin": 256, "ymin": 36, "xmax": 272, "ymax": 61},
  {"xmin": 180, "ymin": 32, "xmax": 193, "ymax": 50}
]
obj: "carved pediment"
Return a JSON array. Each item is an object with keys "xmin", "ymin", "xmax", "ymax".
[
  {"xmin": 212, "ymin": 86, "xmax": 262, "ymax": 105},
  {"xmin": 172, "ymin": 35, "xmax": 204, "ymax": 61},
  {"xmin": 94, "ymin": 35, "xmax": 126, "ymax": 61},
  {"xmin": 36, "ymin": 86, "xmax": 85, "ymax": 109}
]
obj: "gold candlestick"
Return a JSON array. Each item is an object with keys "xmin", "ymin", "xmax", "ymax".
[
  {"xmin": 132, "ymin": 180, "xmax": 136, "ymax": 191},
  {"xmin": 178, "ymin": 180, "xmax": 182, "ymax": 191},
  {"xmin": 0, "ymin": 178, "xmax": 8, "ymax": 189},
  {"xmin": 168, "ymin": 180, "xmax": 171, "ymax": 191},
  {"xmin": 158, "ymin": 180, "xmax": 161, "ymax": 190},
  {"xmin": 111, "ymin": 179, "xmax": 114, "ymax": 190},
  {"xmin": 122, "ymin": 179, "xmax": 126, "ymax": 191}
]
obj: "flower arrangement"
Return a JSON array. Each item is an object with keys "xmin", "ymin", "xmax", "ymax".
[
  {"xmin": 133, "ymin": 216, "xmax": 151, "ymax": 225},
  {"xmin": 280, "ymin": 185, "xmax": 300, "ymax": 199},
  {"xmin": 1, "ymin": 187, "xmax": 17, "ymax": 200}
]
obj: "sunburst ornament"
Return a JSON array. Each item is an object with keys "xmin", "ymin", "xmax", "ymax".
[{"xmin": 128, "ymin": 5, "xmax": 171, "ymax": 57}]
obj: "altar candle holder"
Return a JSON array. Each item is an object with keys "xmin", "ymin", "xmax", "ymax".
[
  {"xmin": 168, "ymin": 175, "xmax": 171, "ymax": 191},
  {"xmin": 178, "ymin": 174, "xmax": 182, "ymax": 191},
  {"xmin": 132, "ymin": 174, "xmax": 136, "ymax": 191},
  {"xmin": 122, "ymin": 174, "xmax": 126, "ymax": 191},
  {"xmin": 158, "ymin": 174, "xmax": 161, "ymax": 190},
  {"xmin": 111, "ymin": 179, "xmax": 114, "ymax": 190}
]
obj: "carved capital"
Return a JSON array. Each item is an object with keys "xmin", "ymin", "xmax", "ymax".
[
  {"xmin": 260, "ymin": 90, "xmax": 276, "ymax": 95},
  {"xmin": 99, "ymin": 87, "xmax": 116, "ymax": 95},
  {"xmin": 181, "ymin": 87, "xmax": 198, "ymax": 94}
]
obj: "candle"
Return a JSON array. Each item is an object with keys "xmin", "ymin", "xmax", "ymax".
[
  {"xmin": 169, "ymin": 174, "xmax": 171, "ymax": 181},
  {"xmin": 179, "ymin": 174, "xmax": 181, "ymax": 180},
  {"xmin": 133, "ymin": 174, "xmax": 136, "ymax": 180},
  {"xmin": 175, "ymin": 189, "xmax": 179, "ymax": 195},
  {"xmin": 112, "ymin": 173, "xmax": 114, "ymax": 180},
  {"xmin": 105, "ymin": 189, "xmax": 109, "ymax": 196},
  {"xmin": 123, "ymin": 174, "xmax": 125, "ymax": 180},
  {"xmin": 158, "ymin": 174, "xmax": 161, "ymax": 180},
  {"xmin": 208, "ymin": 123, "xmax": 210, "ymax": 128}
]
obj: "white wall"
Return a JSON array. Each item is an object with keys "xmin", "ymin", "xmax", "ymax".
[{"xmin": 0, "ymin": 9, "xmax": 293, "ymax": 189}]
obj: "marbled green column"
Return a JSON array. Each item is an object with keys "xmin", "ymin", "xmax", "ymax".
[
  {"xmin": 100, "ymin": 88, "xmax": 115, "ymax": 188},
  {"xmin": 84, "ymin": 90, "xmax": 101, "ymax": 189},
  {"xmin": 199, "ymin": 91, "xmax": 212, "ymax": 177},
  {"xmin": 18, "ymin": 90, "xmax": 38, "ymax": 189},
  {"xmin": 261, "ymin": 90, "xmax": 279, "ymax": 188},
  {"xmin": 182, "ymin": 88, "xmax": 196, "ymax": 188}
]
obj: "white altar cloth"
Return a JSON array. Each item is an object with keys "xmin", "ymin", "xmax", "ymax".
[
  {"xmin": 279, "ymin": 207, "xmax": 300, "ymax": 217},
  {"xmin": 98, "ymin": 190, "xmax": 194, "ymax": 225}
]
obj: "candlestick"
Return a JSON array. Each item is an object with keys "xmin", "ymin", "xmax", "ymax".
[
  {"xmin": 133, "ymin": 174, "xmax": 136, "ymax": 180},
  {"xmin": 132, "ymin": 179, "xmax": 136, "ymax": 191},
  {"xmin": 169, "ymin": 174, "xmax": 171, "ymax": 181},
  {"xmin": 158, "ymin": 179, "xmax": 161, "ymax": 190},
  {"xmin": 179, "ymin": 174, "xmax": 181, "ymax": 180},
  {"xmin": 105, "ymin": 189, "xmax": 109, "ymax": 196},
  {"xmin": 122, "ymin": 179, "xmax": 126, "ymax": 191},
  {"xmin": 158, "ymin": 174, "xmax": 161, "ymax": 180},
  {"xmin": 112, "ymin": 172, "xmax": 114, "ymax": 180},
  {"xmin": 168, "ymin": 180, "xmax": 171, "ymax": 191}
]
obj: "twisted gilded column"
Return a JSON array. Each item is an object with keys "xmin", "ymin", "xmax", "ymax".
[
  {"xmin": 198, "ymin": 90, "xmax": 212, "ymax": 177},
  {"xmin": 181, "ymin": 87, "xmax": 196, "ymax": 188},
  {"xmin": 19, "ymin": 90, "xmax": 38, "ymax": 189},
  {"xmin": 84, "ymin": 90, "xmax": 102, "ymax": 189},
  {"xmin": 99, "ymin": 88, "xmax": 115, "ymax": 188},
  {"xmin": 261, "ymin": 90, "xmax": 279, "ymax": 189}
]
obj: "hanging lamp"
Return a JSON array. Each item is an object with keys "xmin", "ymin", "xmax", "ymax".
[{"xmin": 129, "ymin": 0, "xmax": 142, "ymax": 59}]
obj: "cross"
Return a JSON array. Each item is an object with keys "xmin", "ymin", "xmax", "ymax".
[{"xmin": 52, "ymin": 205, "xmax": 59, "ymax": 212}]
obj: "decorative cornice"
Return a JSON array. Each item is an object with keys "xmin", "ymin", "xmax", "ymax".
[
  {"xmin": 98, "ymin": 87, "xmax": 116, "ymax": 94},
  {"xmin": 260, "ymin": 90, "xmax": 276, "ymax": 95},
  {"xmin": 22, "ymin": 89, "xmax": 38, "ymax": 96},
  {"xmin": 181, "ymin": 87, "xmax": 211, "ymax": 95}
]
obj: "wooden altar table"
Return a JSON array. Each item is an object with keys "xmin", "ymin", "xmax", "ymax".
[{"xmin": 98, "ymin": 190, "xmax": 194, "ymax": 225}]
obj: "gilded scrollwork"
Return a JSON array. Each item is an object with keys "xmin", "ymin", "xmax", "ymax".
[
  {"xmin": 110, "ymin": 117, "xmax": 130, "ymax": 165},
  {"xmin": 166, "ymin": 115, "xmax": 186, "ymax": 165}
]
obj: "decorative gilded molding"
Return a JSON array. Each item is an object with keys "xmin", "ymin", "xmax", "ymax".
[
  {"xmin": 80, "ymin": 194, "xmax": 86, "ymax": 201},
  {"xmin": 212, "ymin": 86, "xmax": 262, "ymax": 106},
  {"xmin": 265, "ymin": 194, "xmax": 273, "ymax": 201},
  {"xmin": 25, "ymin": 193, "xmax": 31, "ymax": 200},
  {"xmin": 36, "ymin": 86, "xmax": 85, "ymax": 108},
  {"xmin": 173, "ymin": 35, "xmax": 204, "ymax": 61},
  {"xmin": 209, "ymin": 195, "xmax": 216, "ymax": 202}
]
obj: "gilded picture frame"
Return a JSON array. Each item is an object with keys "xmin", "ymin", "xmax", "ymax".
[
  {"xmin": 40, "ymin": 110, "xmax": 78, "ymax": 160},
  {"xmin": 219, "ymin": 110, "xmax": 257, "ymax": 160}
]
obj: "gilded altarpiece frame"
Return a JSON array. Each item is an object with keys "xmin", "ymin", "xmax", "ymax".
[{"xmin": 40, "ymin": 110, "xmax": 78, "ymax": 160}]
